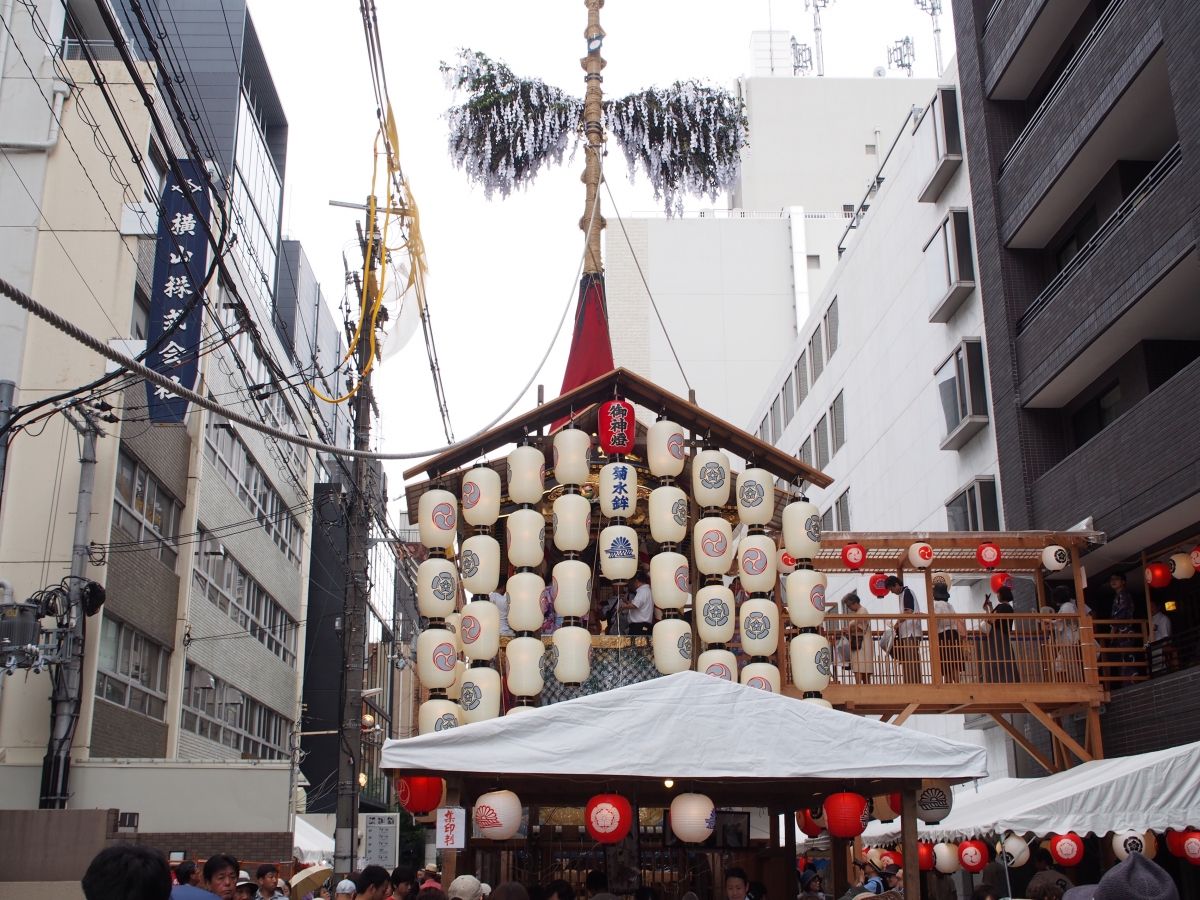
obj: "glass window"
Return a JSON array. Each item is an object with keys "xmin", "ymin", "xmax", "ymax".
[
  {"xmin": 799, "ymin": 437, "xmax": 813, "ymax": 467},
  {"xmin": 835, "ymin": 490, "xmax": 851, "ymax": 531},
  {"xmin": 809, "ymin": 326, "xmax": 824, "ymax": 383},
  {"xmin": 181, "ymin": 662, "xmax": 292, "ymax": 759},
  {"xmin": 794, "ymin": 353, "xmax": 808, "ymax": 407},
  {"xmin": 825, "ymin": 299, "xmax": 839, "ymax": 358},
  {"xmin": 782, "ymin": 374, "xmax": 795, "ymax": 425},
  {"xmin": 830, "ymin": 391, "xmax": 846, "ymax": 455},
  {"xmin": 95, "ymin": 615, "xmax": 169, "ymax": 721},
  {"xmin": 821, "ymin": 507, "xmax": 834, "ymax": 533},
  {"xmin": 934, "ymin": 339, "xmax": 988, "ymax": 443},
  {"xmin": 770, "ymin": 396, "xmax": 783, "ymax": 443},
  {"xmin": 758, "ymin": 416, "xmax": 769, "ymax": 442},
  {"xmin": 814, "ymin": 415, "xmax": 830, "ymax": 469},
  {"xmin": 946, "ymin": 478, "xmax": 1000, "ymax": 531},
  {"xmin": 112, "ymin": 451, "xmax": 180, "ymax": 570}
]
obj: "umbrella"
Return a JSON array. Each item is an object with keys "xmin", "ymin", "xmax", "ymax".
[{"xmin": 291, "ymin": 865, "xmax": 333, "ymax": 898}]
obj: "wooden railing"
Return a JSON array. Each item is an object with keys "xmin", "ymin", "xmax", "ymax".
[{"xmin": 1091, "ymin": 618, "xmax": 1149, "ymax": 685}]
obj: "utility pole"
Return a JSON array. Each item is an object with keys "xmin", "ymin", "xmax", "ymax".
[
  {"xmin": 39, "ymin": 409, "xmax": 100, "ymax": 808},
  {"xmin": 581, "ymin": 0, "xmax": 606, "ymax": 276},
  {"xmin": 335, "ymin": 203, "xmax": 380, "ymax": 874}
]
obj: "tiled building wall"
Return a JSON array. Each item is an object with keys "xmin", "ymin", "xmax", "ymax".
[
  {"xmin": 90, "ymin": 700, "xmax": 168, "ymax": 759},
  {"xmin": 1100, "ymin": 668, "xmax": 1200, "ymax": 757}
]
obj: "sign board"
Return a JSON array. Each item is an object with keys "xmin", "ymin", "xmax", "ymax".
[
  {"xmin": 436, "ymin": 806, "xmax": 466, "ymax": 849},
  {"xmin": 363, "ymin": 813, "xmax": 399, "ymax": 868}
]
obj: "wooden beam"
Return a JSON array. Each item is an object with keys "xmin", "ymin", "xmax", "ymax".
[
  {"xmin": 988, "ymin": 713, "xmax": 1058, "ymax": 774},
  {"xmin": 830, "ymin": 835, "xmax": 851, "ymax": 900},
  {"xmin": 892, "ymin": 702, "xmax": 921, "ymax": 727},
  {"xmin": 1086, "ymin": 706, "xmax": 1106, "ymax": 759},
  {"xmin": 1022, "ymin": 702, "xmax": 1093, "ymax": 764},
  {"xmin": 901, "ymin": 788, "xmax": 921, "ymax": 900}
]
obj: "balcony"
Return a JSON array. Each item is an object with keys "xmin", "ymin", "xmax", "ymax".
[{"xmin": 982, "ymin": 0, "xmax": 1091, "ymax": 100}]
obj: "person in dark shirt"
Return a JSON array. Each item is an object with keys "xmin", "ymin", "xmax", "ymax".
[{"xmin": 1110, "ymin": 571, "xmax": 1137, "ymax": 684}]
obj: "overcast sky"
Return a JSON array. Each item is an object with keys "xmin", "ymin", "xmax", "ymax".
[{"xmin": 249, "ymin": 0, "xmax": 957, "ymax": 504}]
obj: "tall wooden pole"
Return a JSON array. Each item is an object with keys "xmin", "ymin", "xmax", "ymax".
[{"xmin": 581, "ymin": 0, "xmax": 606, "ymax": 275}]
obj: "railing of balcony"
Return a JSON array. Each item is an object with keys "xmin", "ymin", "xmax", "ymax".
[
  {"xmin": 60, "ymin": 38, "xmax": 135, "ymax": 62},
  {"xmin": 1091, "ymin": 619, "xmax": 1150, "ymax": 685},
  {"xmin": 1017, "ymin": 142, "xmax": 1182, "ymax": 333}
]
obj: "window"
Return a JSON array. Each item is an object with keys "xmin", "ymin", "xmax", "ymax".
[
  {"xmin": 231, "ymin": 90, "xmax": 281, "ymax": 298},
  {"xmin": 835, "ymin": 490, "xmax": 851, "ymax": 531},
  {"xmin": 131, "ymin": 288, "xmax": 150, "ymax": 341},
  {"xmin": 770, "ymin": 395, "xmax": 783, "ymax": 443},
  {"xmin": 113, "ymin": 451, "xmax": 181, "ymax": 570},
  {"xmin": 799, "ymin": 436, "xmax": 813, "ymax": 467},
  {"xmin": 96, "ymin": 616, "xmax": 170, "ymax": 721},
  {"xmin": 946, "ymin": 478, "xmax": 1000, "ymax": 531},
  {"xmin": 925, "ymin": 211, "xmax": 976, "ymax": 323},
  {"xmin": 182, "ymin": 662, "xmax": 292, "ymax": 760},
  {"xmin": 1071, "ymin": 381, "xmax": 1122, "ymax": 446},
  {"xmin": 814, "ymin": 415, "xmax": 830, "ymax": 469},
  {"xmin": 782, "ymin": 374, "xmax": 795, "ymax": 425},
  {"xmin": 759, "ymin": 416, "xmax": 770, "ymax": 443},
  {"xmin": 865, "ymin": 144, "xmax": 877, "ymax": 155},
  {"xmin": 842, "ymin": 204, "xmax": 855, "ymax": 219},
  {"xmin": 1054, "ymin": 208, "xmax": 1099, "ymax": 273},
  {"xmin": 918, "ymin": 87, "xmax": 963, "ymax": 203},
  {"xmin": 825, "ymin": 299, "xmax": 839, "ymax": 357},
  {"xmin": 807, "ymin": 254, "xmax": 821, "ymax": 269},
  {"xmin": 809, "ymin": 325, "xmax": 825, "ymax": 383},
  {"xmin": 830, "ymin": 391, "xmax": 846, "ymax": 454},
  {"xmin": 204, "ymin": 414, "xmax": 304, "ymax": 566},
  {"xmin": 193, "ymin": 528, "xmax": 298, "ymax": 666},
  {"xmin": 934, "ymin": 339, "xmax": 989, "ymax": 450},
  {"xmin": 794, "ymin": 353, "xmax": 809, "ymax": 406},
  {"xmin": 821, "ymin": 507, "xmax": 835, "ymax": 533}
]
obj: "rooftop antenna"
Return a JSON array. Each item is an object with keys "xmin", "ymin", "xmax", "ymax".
[
  {"xmin": 914, "ymin": 0, "xmax": 944, "ymax": 77},
  {"xmin": 805, "ymin": 0, "xmax": 835, "ymax": 77},
  {"xmin": 791, "ymin": 36, "xmax": 814, "ymax": 76},
  {"xmin": 888, "ymin": 37, "xmax": 916, "ymax": 77}
]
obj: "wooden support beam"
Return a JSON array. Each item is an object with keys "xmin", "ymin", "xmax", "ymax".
[
  {"xmin": 892, "ymin": 702, "xmax": 921, "ymax": 727},
  {"xmin": 444, "ymin": 777, "xmax": 462, "ymax": 881},
  {"xmin": 901, "ymin": 788, "xmax": 921, "ymax": 900},
  {"xmin": 988, "ymin": 712, "xmax": 1058, "ymax": 774},
  {"xmin": 830, "ymin": 835, "xmax": 852, "ymax": 900},
  {"xmin": 1086, "ymin": 706, "xmax": 1106, "ymax": 759},
  {"xmin": 1022, "ymin": 702, "xmax": 1094, "ymax": 764}
]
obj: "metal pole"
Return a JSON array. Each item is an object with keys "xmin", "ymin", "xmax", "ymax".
[
  {"xmin": 814, "ymin": 8, "xmax": 825, "ymax": 77},
  {"xmin": 39, "ymin": 413, "xmax": 98, "ymax": 807},
  {"xmin": 932, "ymin": 12, "xmax": 943, "ymax": 77},
  {"xmin": 0, "ymin": 380, "xmax": 14, "ymax": 528}
]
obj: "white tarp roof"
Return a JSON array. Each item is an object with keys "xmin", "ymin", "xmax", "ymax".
[
  {"xmin": 381, "ymin": 671, "xmax": 988, "ymax": 781},
  {"xmin": 855, "ymin": 741, "xmax": 1200, "ymax": 842},
  {"xmin": 294, "ymin": 816, "xmax": 335, "ymax": 864}
]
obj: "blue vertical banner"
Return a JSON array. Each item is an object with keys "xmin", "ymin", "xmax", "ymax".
[{"xmin": 145, "ymin": 159, "xmax": 211, "ymax": 423}]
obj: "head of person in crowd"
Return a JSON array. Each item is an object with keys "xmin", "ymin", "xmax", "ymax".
[
  {"xmin": 970, "ymin": 885, "xmax": 998, "ymax": 900},
  {"xmin": 448, "ymin": 875, "xmax": 484, "ymax": 900},
  {"xmin": 879, "ymin": 866, "xmax": 901, "ymax": 893},
  {"xmin": 933, "ymin": 581, "xmax": 951, "ymax": 602},
  {"xmin": 82, "ymin": 844, "xmax": 173, "ymax": 900},
  {"xmin": 747, "ymin": 881, "xmax": 768, "ymax": 900},
  {"xmin": 546, "ymin": 879, "xmax": 575, "ymax": 900},
  {"xmin": 418, "ymin": 889, "xmax": 448, "ymax": 900},
  {"xmin": 1050, "ymin": 584, "xmax": 1072, "ymax": 610},
  {"xmin": 996, "ymin": 586, "xmax": 1014, "ymax": 606},
  {"xmin": 336, "ymin": 878, "xmax": 358, "ymax": 900},
  {"xmin": 1095, "ymin": 851, "xmax": 1178, "ymax": 900},
  {"xmin": 1033, "ymin": 848, "xmax": 1055, "ymax": 872},
  {"xmin": 423, "ymin": 865, "xmax": 441, "ymax": 886},
  {"xmin": 174, "ymin": 861, "xmax": 199, "ymax": 887},
  {"xmin": 391, "ymin": 866, "xmax": 416, "ymax": 900},
  {"xmin": 1110, "ymin": 571, "xmax": 1127, "ymax": 593},
  {"xmin": 280, "ymin": 880, "xmax": 291, "ymax": 899},
  {"xmin": 726, "ymin": 867, "xmax": 750, "ymax": 900},
  {"xmin": 236, "ymin": 873, "xmax": 258, "ymax": 900},
  {"xmin": 1028, "ymin": 885, "xmax": 1064, "ymax": 900},
  {"xmin": 800, "ymin": 869, "xmax": 823, "ymax": 897},
  {"xmin": 204, "ymin": 855, "xmax": 241, "ymax": 900},
  {"xmin": 258, "ymin": 864, "xmax": 282, "ymax": 898},
  {"xmin": 489, "ymin": 883, "xmax": 530, "ymax": 900},
  {"xmin": 356, "ymin": 865, "xmax": 393, "ymax": 900},
  {"xmin": 480, "ymin": 885, "xmax": 492, "ymax": 900},
  {"xmin": 585, "ymin": 870, "xmax": 611, "ymax": 899}
]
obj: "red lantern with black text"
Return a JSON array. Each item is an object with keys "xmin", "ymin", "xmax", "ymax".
[
  {"xmin": 842, "ymin": 543, "xmax": 867, "ymax": 570},
  {"xmin": 989, "ymin": 572, "xmax": 1014, "ymax": 593},
  {"xmin": 823, "ymin": 792, "xmax": 869, "ymax": 839},
  {"xmin": 397, "ymin": 776, "xmax": 443, "ymax": 815},
  {"xmin": 959, "ymin": 840, "xmax": 988, "ymax": 873},
  {"xmin": 1048, "ymin": 832, "xmax": 1084, "ymax": 867},
  {"xmin": 1146, "ymin": 562, "xmax": 1172, "ymax": 589},
  {"xmin": 977, "ymin": 542, "xmax": 1001, "ymax": 569},
  {"xmin": 869, "ymin": 573, "xmax": 889, "ymax": 598},
  {"xmin": 797, "ymin": 808, "xmax": 823, "ymax": 838},
  {"xmin": 919, "ymin": 844, "xmax": 936, "ymax": 871},
  {"xmin": 598, "ymin": 400, "xmax": 635, "ymax": 456},
  {"xmin": 585, "ymin": 793, "xmax": 633, "ymax": 844}
]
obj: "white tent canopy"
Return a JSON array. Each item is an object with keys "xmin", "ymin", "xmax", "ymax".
[
  {"xmin": 294, "ymin": 816, "xmax": 335, "ymax": 864},
  {"xmin": 853, "ymin": 741, "xmax": 1200, "ymax": 844},
  {"xmin": 381, "ymin": 672, "xmax": 988, "ymax": 786}
]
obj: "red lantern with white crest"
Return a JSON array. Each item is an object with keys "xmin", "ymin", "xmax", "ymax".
[
  {"xmin": 842, "ymin": 543, "xmax": 867, "ymax": 570},
  {"xmin": 1047, "ymin": 832, "xmax": 1084, "ymax": 867},
  {"xmin": 1146, "ymin": 562, "xmax": 1172, "ymax": 590},
  {"xmin": 797, "ymin": 808, "xmax": 823, "ymax": 837},
  {"xmin": 989, "ymin": 572, "xmax": 1014, "ymax": 593},
  {"xmin": 976, "ymin": 542, "xmax": 1001, "ymax": 569},
  {"xmin": 823, "ymin": 792, "xmax": 869, "ymax": 839},
  {"xmin": 869, "ymin": 573, "xmax": 889, "ymax": 598},
  {"xmin": 585, "ymin": 794, "xmax": 633, "ymax": 844},
  {"xmin": 598, "ymin": 400, "xmax": 635, "ymax": 456},
  {"xmin": 397, "ymin": 776, "xmax": 443, "ymax": 815}
]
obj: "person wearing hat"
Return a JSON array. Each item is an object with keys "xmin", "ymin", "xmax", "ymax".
[
  {"xmin": 878, "ymin": 866, "xmax": 902, "ymax": 896},
  {"xmin": 855, "ymin": 859, "xmax": 885, "ymax": 895},
  {"xmin": 421, "ymin": 865, "xmax": 441, "ymax": 888},
  {"xmin": 335, "ymin": 880, "xmax": 358, "ymax": 900},
  {"xmin": 799, "ymin": 869, "xmax": 826, "ymax": 900},
  {"xmin": 235, "ymin": 874, "xmax": 258, "ymax": 900},
  {"xmin": 1066, "ymin": 851, "xmax": 1178, "ymax": 900},
  {"xmin": 448, "ymin": 876, "xmax": 484, "ymax": 900}
]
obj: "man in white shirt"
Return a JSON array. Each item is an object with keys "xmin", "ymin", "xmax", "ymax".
[
  {"xmin": 490, "ymin": 589, "xmax": 514, "ymax": 636},
  {"xmin": 1150, "ymin": 597, "xmax": 1172, "ymax": 642},
  {"xmin": 886, "ymin": 575, "xmax": 923, "ymax": 684},
  {"xmin": 619, "ymin": 571, "xmax": 654, "ymax": 635}
]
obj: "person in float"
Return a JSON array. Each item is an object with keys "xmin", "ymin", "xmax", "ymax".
[
  {"xmin": 726, "ymin": 868, "xmax": 751, "ymax": 900},
  {"xmin": 885, "ymin": 576, "xmax": 923, "ymax": 684},
  {"xmin": 617, "ymin": 570, "xmax": 653, "ymax": 635},
  {"xmin": 1027, "ymin": 847, "xmax": 1074, "ymax": 897}
]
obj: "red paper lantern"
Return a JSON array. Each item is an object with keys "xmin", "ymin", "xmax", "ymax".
[
  {"xmin": 842, "ymin": 543, "xmax": 867, "ymax": 570},
  {"xmin": 880, "ymin": 850, "xmax": 904, "ymax": 869},
  {"xmin": 1146, "ymin": 562, "xmax": 1172, "ymax": 589},
  {"xmin": 888, "ymin": 793, "xmax": 902, "ymax": 817},
  {"xmin": 585, "ymin": 793, "xmax": 633, "ymax": 844},
  {"xmin": 397, "ymin": 776, "xmax": 443, "ymax": 815},
  {"xmin": 797, "ymin": 808, "xmax": 823, "ymax": 838},
  {"xmin": 598, "ymin": 400, "xmax": 635, "ymax": 456},
  {"xmin": 869, "ymin": 573, "xmax": 889, "ymax": 598},
  {"xmin": 1166, "ymin": 831, "xmax": 1187, "ymax": 857},
  {"xmin": 1048, "ymin": 832, "xmax": 1084, "ymax": 866},
  {"xmin": 989, "ymin": 571, "xmax": 1014, "ymax": 593},
  {"xmin": 959, "ymin": 840, "xmax": 988, "ymax": 873},
  {"xmin": 976, "ymin": 542, "xmax": 1001, "ymax": 569},
  {"xmin": 919, "ymin": 844, "xmax": 936, "ymax": 872},
  {"xmin": 823, "ymin": 792, "xmax": 869, "ymax": 839},
  {"xmin": 1183, "ymin": 832, "xmax": 1200, "ymax": 865},
  {"xmin": 1192, "ymin": 546, "xmax": 1200, "ymax": 571}
]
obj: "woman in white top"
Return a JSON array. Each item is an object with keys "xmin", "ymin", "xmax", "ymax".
[
  {"xmin": 932, "ymin": 582, "xmax": 967, "ymax": 683},
  {"xmin": 840, "ymin": 592, "xmax": 875, "ymax": 684}
]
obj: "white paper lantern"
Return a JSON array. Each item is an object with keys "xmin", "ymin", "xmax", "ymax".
[
  {"xmin": 1041, "ymin": 544, "xmax": 1069, "ymax": 572},
  {"xmin": 670, "ymin": 793, "xmax": 715, "ymax": 843},
  {"xmin": 649, "ymin": 485, "xmax": 688, "ymax": 544},
  {"xmin": 740, "ymin": 660, "xmax": 781, "ymax": 693},
  {"xmin": 599, "ymin": 524, "xmax": 638, "ymax": 582},
  {"xmin": 934, "ymin": 843, "xmax": 960, "ymax": 874},
  {"xmin": 553, "ymin": 427, "xmax": 591, "ymax": 486},
  {"xmin": 647, "ymin": 419, "xmax": 686, "ymax": 478},
  {"xmin": 782, "ymin": 498, "xmax": 822, "ymax": 560},
  {"xmin": 696, "ymin": 584, "xmax": 735, "ymax": 643},
  {"xmin": 507, "ymin": 445, "xmax": 545, "ymax": 506},
  {"xmin": 650, "ymin": 551, "xmax": 690, "ymax": 610},
  {"xmin": 418, "ymin": 489, "xmax": 458, "ymax": 549},
  {"xmin": 460, "ymin": 598, "xmax": 501, "ymax": 661},
  {"xmin": 697, "ymin": 647, "xmax": 736, "ymax": 681},
  {"xmin": 506, "ymin": 572, "xmax": 545, "ymax": 633},
  {"xmin": 552, "ymin": 559, "xmax": 591, "ymax": 618},
  {"xmin": 418, "ymin": 698, "xmax": 460, "ymax": 735},
  {"xmin": 506, "ymin": 635, "xmax": 545, "ymax": 697},
  {"xmin": 652, "ymin": 618, "xmax": 693, "ymax": 675},
  {"xmin": 691, "ymin": 449, "xmax": 731, "ymax": 508},
  {"xmin": 693, "ymin": 517, "xmax": 733, "ymax": 576},
  {"xmin": 1112, "ymin": 831, "xmax": 1155, "ymax": 861},
  {"xmin": 1169, "ymin": 552, "xmax": 1196, "ymax": 580},
  {"xmin": 739, "ymin": 598, "xmax": 779, "ymax": 656},
  {"xmin": 736, "ymin": 467, "xmax": 775, "ymax": 526},
  {"xmin": 917, "ymin": 780, "xmax": 954, "ymax": 823},
  {"xmin": 462, "ymin": 466, "xmax": 501, "ymax": 527},
  {"xmin": 417, "ymin": 628, "xmax": 459, "ymax": 689},
  {"xmin": 802, "ymin": 697, "xmax": 834, "ymax": 709},
  {"xmin": 997, "ymin": 834, "xmax": 1030, "ymax": 867},
  {"xmin": 553, "ymin": 625, "xmax": 591, "ymax": 685},
  {"xmin": 506, "ymin": 507, "xmax": 546, "ymax": 569},
  {"xmin": 790, "ymin": 631, "xmax": 832, "ymax": 693},
  {"xmin": 786, "ymin": 568, "xmax": 828, "ymax": 629},
  {"xmin": 908, "ymin": 541, "xmax": 934, "ymax": 569},
  {"xmin": 552, "ymin": 492, "xmax": 591, "ymax": 552},
  {"xmin": 447, "ymin": 658, "xmax": 467, "ymax": 700},
  {"xmin": 417, "ymin": 557, "xmax": 459, "ymax": 619},
  {"xmin": 444, "ymin": 612, "xmax": 463, "ymax": 654},
  {"xmin": 738, "ymin": 533, "xmax": 778, "ymax": 593},
  {"xmin": 598, "ymin": 461, "xmax": 637, "ymax": 518},
  {"xmin": 460, "ymin": 534, "xmax": 500, "ymax": 596},
  {"xmin": 460, "ymin": 666, "xmax": 501, "ymax": 723},
  {"xmin": 474, "ymin": 790, "xmax": 523, "ymax": 840}
]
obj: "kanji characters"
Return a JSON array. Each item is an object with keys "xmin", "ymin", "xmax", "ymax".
[
  {"xmin": 163, "ymin": 275, "xmax": 192, "ymax": 299},
  {"xmin": 159, "ymin": 340, "xmax": 188, "ymax": 369},
  {"xmin": 169, "ymin": 212, "xmax": 196, "ymax": 236}
]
